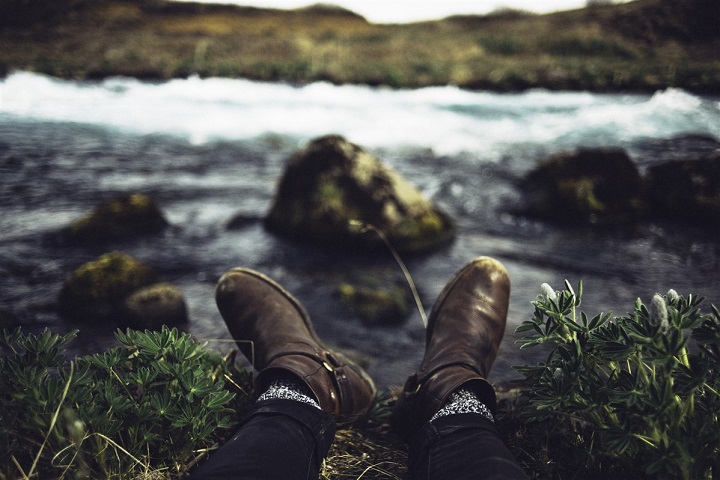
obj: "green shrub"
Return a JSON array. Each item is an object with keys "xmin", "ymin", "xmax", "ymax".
[
  {"xmin": 544, "ymin": 37, "xmax": 637, "ymax": 59},
  {"xmin": 477, "ymin": 35, "xmax": 527, "ymax": 55},
  {"xmin": 0, "ymin": 326, "xmax": 252, "ymax": 479},
  {"xmin": 514, "ymin": 282, "xmax": 720, "ymax": 479}
]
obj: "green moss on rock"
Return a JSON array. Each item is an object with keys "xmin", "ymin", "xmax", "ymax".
[
  {"xmin": 123, "ymin": 282, "xmax": 188, "ymax": 329},
  {"xmin": 57, "ymin": 251, "xmax": 158, "ymax": 322},
  {"xmin": 645, "ymin": 151, "xmax": 720, "ymax": 228},
  {"xmin": 521, "ymin": 148, "xmax": 646, "ymax": 225},
  {"xmin": 338, "ymin": 282, "xmax": 410, "ymax": 326},
  {"xmin": 264, "ymin": 135, "xmax": 455, "ymax": 253},
  {"xmin": 65, "ymin": 193, "xmax": 169, "ymax": 245}
]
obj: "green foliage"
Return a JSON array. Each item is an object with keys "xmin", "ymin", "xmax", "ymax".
[
  {"xmin": 514, "ymin": 282, "xmax": 720, "ymax": 479},
  {"xmin": 477, "ymin": 36, "xmax": 527, "ymax": 55},
  {"xmin": 544, "ymin": 36, "xmax": 637, "ymax": 59},
  {"xmin": 0, "ymin": 326, "xmax": 252, "ymax": 479},
  {"xmin": 0, "ymin": 0, "xmax": 85, "ymax": 26}
]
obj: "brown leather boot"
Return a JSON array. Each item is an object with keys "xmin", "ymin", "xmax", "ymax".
[
  {"xmin": 215, "ymin": 267, "xmax": 376, "ymax": 421},
  {"xmin": 392, "ymin": 256, "xmax": 510, "ymax": 439}
]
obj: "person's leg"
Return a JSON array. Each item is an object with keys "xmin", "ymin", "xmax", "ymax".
[
  {"xmin": 189, "ymin": 268, "xmax": 376, "ymax": 479},
  {"xmin": 392, "ymin": 257, "xmax": 528, "ymax": 480},
  {"xmin": 188, "ymin": 398, "xmax": 335, "ymax": 480},
  {"xmin": 409, "ymin": 402, "xmax": 528, "ymax": 479}
]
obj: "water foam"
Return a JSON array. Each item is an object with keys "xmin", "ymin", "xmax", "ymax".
[{"xmin": 1, "ymin": 72, "xmax": 718, "ymax": 156}]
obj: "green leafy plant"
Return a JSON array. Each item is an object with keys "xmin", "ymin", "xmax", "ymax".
[
  {"xmin": 514, "ymin": 281, "xmax": 720, "ymax": 479},
  {"xmin": 0, "ymin": 326, "xmax": 252, "ymax": 479}
]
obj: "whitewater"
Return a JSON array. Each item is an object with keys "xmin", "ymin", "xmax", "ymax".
[{"xmin": 2, "ymin": 71, "xmax": 718, "ymax": 155}]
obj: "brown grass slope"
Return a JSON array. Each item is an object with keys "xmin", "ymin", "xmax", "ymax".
[{"xmin": 1, "ymin": 0, "xmax": 718, "ymax": 92}]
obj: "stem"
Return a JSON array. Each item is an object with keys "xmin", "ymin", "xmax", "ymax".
[
  {"xmin": 11, "ymin": 455, "xmax": 28, "ymax": 480},
  {"xmin": 91, "ymin": 433, "xmax": 145, "ymax": 468},
  {"xmin": 678, "ymin": 344, "xmax": 690, "ymax": 368},
  {"xmin": 685, "ymin": 392, "xmax": 695, "ymax": 418},
  {"xmin": 110, "ymin": 367, "xmax": 138, "ymax": 406},
  {"xmin": 28, "ymin": 361, "xmax": 74, "ymax": 478},
  {"xmin": 351, "ymin": 221, "xmax": 428, "ymax": 328},
  {"xmin": 634, "ymin": 354, "xmax": 650, "ymax": 386},
  {"xmin": 705, "ymin": 383, "xmax": 719, "ymax": 397}
]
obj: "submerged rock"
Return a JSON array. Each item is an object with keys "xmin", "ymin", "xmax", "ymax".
[
  {"xmin": 123, "ymin": 283, "xmax": 188, "ymax": 330},
  {"xmin": 645, "ymin": 151, "xmax": 720, "ymax": 228},
  {"xmin": 264, "ymin": 135, "xmax": 455, "ymax": 253},
  {"xmin": 226, "ymin": 213, "xmax": 261, "ymax": 230},
  {"xmin": 57, "ymin": 251, "xmax": 158, "ymax": 322},
  {"xmin": 64, "ymin": 193, "xmax": 169, "ymax": 244},
  {"xmin": 338, "ymin": 282, "xmax": 411, "ymax": 326},
  {"xmin": 521, "ymin": 148, "xmax": 645, "ymax": 225}
]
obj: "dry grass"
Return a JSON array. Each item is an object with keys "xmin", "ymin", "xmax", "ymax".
[
  {"xmin": 321, "ymin": 393, "xmax": 408, "ymax": 480},
  {"xmin": 318, "ymin": 384, "xmax": 536, "ymax": 480},
  {"xmin": 1, "ymin": 0, "xmax": 718, "ymax": 92},
  {"xmin": 322, "ymin": 428, "xmax": 407, "ymax": 480}
]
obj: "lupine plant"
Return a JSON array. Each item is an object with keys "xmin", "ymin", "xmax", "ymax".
[
  {"xmin": 0, "ymin": 326, "xmax": 252, "ymax": 479},
  {"xmin": 513, "ymin": 281, "xmax": 720, "ymax": 479}
]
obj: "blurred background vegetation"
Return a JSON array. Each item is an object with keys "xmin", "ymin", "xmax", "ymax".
[{"xmin": 1, "ymin": 0, "xmax": 718, "ymax": 91}]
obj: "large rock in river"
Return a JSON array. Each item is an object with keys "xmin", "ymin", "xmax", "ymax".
[
  {"xmin": 645, "ymin": 150, "xmax": 720, "ymax": 228},
  {"xmin": 264, "ymin": 135, "xmax": 455, "ymax": 253},
  {"xmin": 64, "ymin": 193, "xmax": 169, "ymax": 245},
  {"xmin": 521, "ymin": 148, "xmax": 645, "ymax": 225},
  {"xmin": 57, "ymin": 251, "xmax": 159, "ymax": 323}
]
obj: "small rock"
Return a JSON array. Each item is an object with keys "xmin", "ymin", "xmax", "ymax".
[
  {"xmin": 57, "ymin": 251, "xmax": 158, "ymax": 322},
  {"xmin": 338, "ymin": 282, "xmax": 410, "ymax": 326},
  {"xmin": 64, "ymin": 193, "xmax": 169, "ymax": 245},
  {"xmin": 123, "ymin": 283, "xmax": 188, "ymax": 330}
]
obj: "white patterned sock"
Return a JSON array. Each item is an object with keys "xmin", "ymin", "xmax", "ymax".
[
  {"xmin": 430, "ymin": 388, "xmax": 494, "ymax": 423},
  {"xmin": 256, "ymin": 376, "xmax": 321, "ymax": 410}
]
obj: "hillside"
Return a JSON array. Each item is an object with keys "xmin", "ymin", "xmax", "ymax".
[{"xmin": 1, "ymin": 0, "xmax": 718, "ymax": 92}]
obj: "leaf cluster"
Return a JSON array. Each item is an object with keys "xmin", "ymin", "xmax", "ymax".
[
  {"xmin": 514, "ymin": 282, "xmax": 720, "ymax": 479},
  {"xmin": 0, "ymin": 326, "xmax": 252, "ymax": 479}
]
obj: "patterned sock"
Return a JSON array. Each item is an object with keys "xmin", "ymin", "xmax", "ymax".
[
  {"xmin": 256, "ymin": 374, "xmax": 321, "ymax": 410},
  {"xmin": 430, "ymin": 388, "xmax": 494, "ymax": 423}
]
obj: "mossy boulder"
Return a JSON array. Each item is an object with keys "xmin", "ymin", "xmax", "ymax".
[
  {"xmin": 65, "ymin": 193, "xmax": 169, "ymax": 245},
  {"xmin": 645, "ymin": 151, "xmax": 720, "ymax": 228},
  {"xmin": 123, "ymin": 282, "xmax": 188, "ymax": 330},
  {"xmin": 57, "ymin": 251, "xmax": 159, "ymax": 322},
  {"xmin": 521, "ymin": 148, "xmax": 645, "ymax": 225},
  {"xmin": 264, "ymin": 135, "xmax": 455, "ymax": 253},
  {"xmin": 338, "ymin": 283, "xmax": 411, "ymax": 326}
]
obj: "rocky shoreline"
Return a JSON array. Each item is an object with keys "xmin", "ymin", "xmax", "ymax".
[{"xmin": 48, "ymin": 135, "xmax": 720, "ymax": 332}]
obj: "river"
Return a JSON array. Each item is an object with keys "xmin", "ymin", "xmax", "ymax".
[{"xmin": 1, "ymin": 71, "xmax": 719, "ymax": 390}]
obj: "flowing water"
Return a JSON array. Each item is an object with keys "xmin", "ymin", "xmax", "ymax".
[{"xmin": 1, "ymin": 72, "xmax": 719, "ymax": 390}]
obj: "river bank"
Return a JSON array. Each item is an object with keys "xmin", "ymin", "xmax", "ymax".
[{"xmin": 1, "ymin": 0, "xmax": 719, "ymax": 93}]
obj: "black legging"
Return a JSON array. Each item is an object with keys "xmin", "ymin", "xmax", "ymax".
[{"xmin": 189, "ymin": 398, "xmax": 529, "ymax": 480}]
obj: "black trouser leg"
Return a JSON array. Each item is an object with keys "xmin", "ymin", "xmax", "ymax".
[
  {"xmin": 188, "ymin": 399, "xmax": 336, "ymax": 480},
  {"xmin": 408, "ymin": 413, "xmax": 529, "ymax": 480}
]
